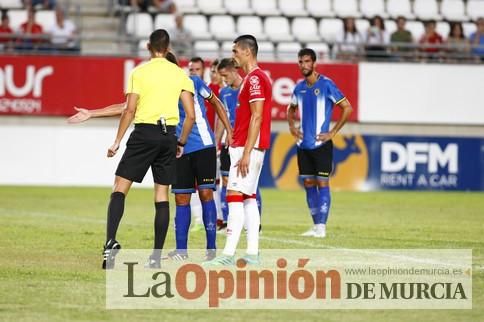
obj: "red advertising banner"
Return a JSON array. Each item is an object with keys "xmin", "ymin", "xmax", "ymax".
[{"xmin": 0, "ymin": 55, "xmax": 358, "ymax": 121}]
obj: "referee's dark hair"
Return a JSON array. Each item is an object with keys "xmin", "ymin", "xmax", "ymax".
[
  {"xmin": 190, "ymin": 56, "xmax": 205, "ymax": 68},
  {"xmin": 298, "ymin": 48, "xmax": 317, "ymax": 62},
  {"xmin": 148, "ymin": 29, "xmax": 170, "ymax": 54},
  {"xmin": 233, "ymin": 34, "xmax": 258, "ymax": 57},
  {"xmin": 217, "ymin": 58, "xmax": 236, "ymax": 71}
]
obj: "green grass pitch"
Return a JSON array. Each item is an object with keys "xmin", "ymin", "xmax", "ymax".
[{"xmin": 0, "ymin": 186, "xmax": 482, "ymax": 321}]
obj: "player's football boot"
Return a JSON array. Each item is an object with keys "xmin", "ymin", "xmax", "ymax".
[
  {"xmin": 313, "ymin": 224, "xmax": 326, "ymax": 238},
  {"xmin": 300, "ymin": 226, "xmax": 317, "ymax": 237},
  {"xmin": 165, "ymin": 250, "xmax": 189, "ymax": 261},
  {"xmin": 102, "ymin": 239, "xmax": 121, "ymax": 270},
  {"xmin": 205, "ymin": 249, "xmax": 217, "ymax": 261},
  {"xmin": 202, "ymin": 255, "xmax": 235, "ymax": 267},
  {"xmin": 237, "ymin": 254, "xmax": 260, "ymax": 266}
]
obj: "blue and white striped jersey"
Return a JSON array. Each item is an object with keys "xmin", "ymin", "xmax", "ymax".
[
  {"xmin": 219, "ymin": 85, "xmax": 238, "ymax": 128},
  {"xmin": 291, "ymin": 75, "xmax": 345, "ymax": 150},
  {"xmin": 177, "ymin": 75, "xmax": 215, "ymax": 154}
]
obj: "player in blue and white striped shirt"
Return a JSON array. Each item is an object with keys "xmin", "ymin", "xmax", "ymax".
[{"xmin": 287, "ymin": 48, "xmax": 353, "ymax": 238}]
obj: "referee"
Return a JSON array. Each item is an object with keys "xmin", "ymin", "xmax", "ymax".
[{"xmin": 102, "ymin": 29, "xmax": 195, "ymax": 269}]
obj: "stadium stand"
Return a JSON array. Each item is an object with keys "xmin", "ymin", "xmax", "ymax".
[{"xmin": 2, "ymin": 0, "xmax": 483, "ymax": 63}]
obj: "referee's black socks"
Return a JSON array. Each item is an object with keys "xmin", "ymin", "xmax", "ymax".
[
  {"xmin": 152, "ymin": 201, "xmax": 170, "ymax": 260},
  {"xmin": 106, "ymin": 191, "xmax": 125, "ymax": 243}
]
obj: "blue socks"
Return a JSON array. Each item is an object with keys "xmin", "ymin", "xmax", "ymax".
[
  {"xmin": 256, "ymin": 187, "xmax": 262, "ymax": 216},
  {"xmin": 175, "ymin": 204, "xmax": 191, "ymax": 252},
  {"xmin": 318, "ymin": 186, "xmax": 331, "ymax": 224},
  {"xmin": 220, "ymin": 184, "xmax": 228, "ymax": 222},
  {"xmin": 304, "ymin": 186, "xmax": 320, "ymax": 224},
  {"xmin": 202, "ymin": 200, "xmax": 217, "ymax": 250}
]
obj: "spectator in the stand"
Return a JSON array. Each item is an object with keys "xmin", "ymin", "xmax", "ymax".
[
  {"xmin": 470, "ymin": 18, "xmax": 484, "ymax": 61},
  {"xmin": 169, "ymin": 14, "xmax": 192, "ymax": 58},
  {"xmin": 419, "ymin": 20, "xmax": 444, "ymax": 59},
  {"xmin": 364, "ymin": 15, "xmax": 389, "ymax": 60},
  {"xmin": 22, "ymin": 0, "xmax": 56, "ymax": 10},
  {"xmin": 152, "ymin": 0, "xmax": 177, "ymax": 13},
  {"xmin": 118, "ymin": 0, "xmax": 150, "ymax": 12},
  {"xmin": 390, "ymin": 16, "xmax": 413, "ymax": 56},
  {"xmin": 48, "ymin": 6, "xmax": 78, "ymax": 51},
  {"xmin": 17, "ymin": 7, "xmax": 45, "ymax": 50},
  {"xmin": 446, "ymin": 22, "xmax": 469, "ymax": 61},
  {"xmin": 335, "ymin": 17, "xmax": 363, "ymax": 60},
  {"xmin": 0, "ymin": 12, "xmax": 14, "ymax": 51}
]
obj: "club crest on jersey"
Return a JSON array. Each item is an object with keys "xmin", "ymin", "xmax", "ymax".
[
  {"xmin": 314, "ymin": 88, "xmax": 320, "ymax": 96},
  {"xmin": 249, "ymin": 75, "xmax": 261, "ymax": 96}
]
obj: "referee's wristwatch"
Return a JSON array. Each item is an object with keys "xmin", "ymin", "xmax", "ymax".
[{"xmin": 177, "ymin": 141, "xmax": 186, "ymax": 147}]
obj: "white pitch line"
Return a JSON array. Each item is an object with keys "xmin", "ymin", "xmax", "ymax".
[{"xmin": 260, "ymin": 235, "xmax": 475, "ymax": 270}]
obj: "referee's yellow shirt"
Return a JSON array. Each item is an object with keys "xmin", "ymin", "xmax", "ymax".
[{"xmin": 126, "ymin": 57, "xmax": 194, "ymax": 126}]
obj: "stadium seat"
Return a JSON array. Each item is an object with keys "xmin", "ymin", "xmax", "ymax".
[
  {"xmin": 276, "ymin": 41, "xmax": 301, "ymax": 62},
  {"xmin": 355, "ymin": 18, "xmax": 370, "ymax": 35},
  {"xmin": 126, "ymin": 13, "xmax": 153, "ymax": 38},
  {"xmin": 198, "ymin": 0, "xmax": 227, "ymax": 15},
  {"xmin": 173, "ymin": 0, "xmax": 199, "ymax": 14},
  {"xmin": 413, "ymin": 0, "xmax": 441, "ymax": 20},
  {"xmin": 193, "ymin": 40, "xmax": 219, "ymax": 59},
  {"xmin": 292, "ymin": 18, "xmax": 320, "ymax": 43},
  {"xmin": 237, "ymin": 16, "xmax": 267, "ymax": 41},
  {"xmin": 319, "ymin": 18, "xmax": 344, "ymax": 42},
  {"xmin": 224, "ymin": 0, "xmax": 254, "ymax": 15},
  {"xmin": 138, "ymin": 39, "xmax": 150, "ymax": 57},
  {"xmin": 265, "ymin": 17, "xmax": 294, "ymax": 42},
  {"xmin": 441, "ymin": 0, "xmax": 469, "ymax": 21},
  {"xmin": 154, "ymin": 14, "xmax": 175, "ymax": 30},
  {"xmin": 333, "ymin": 0, "xmax": 362, "ymax": 18},
  {"xmin": 36, "ymin": 10, "xmax": 56, "ymax": 31},
  {"xmin": 387, "ymin": 0, "xmax": 415, "ymax": 19},
  {"xmin": 360, "ymin": 0, "xmax": 387, "ymax": 19},
  {"xmin": 462, "ymin": 22, "xmax": 476, "ymax": 38},
  {"xmin": 257, "ymin": 41, "xmax": 276, "ymax": 61},
  {"xmin": 278, "ymin": 0, "xmax": 308, "ymax": 17},
  {"xmin": 305, "ymin": 42, "xmax": 331, "ymax": 60},
  {"xmin": 406, "ymin": 20, "xmax": 425, "ymax": 40},
  {"xmin": 7, "ymin": 9, "xmax": 27, "ymax": 31},
  {"xmin": 221, "ymin": 41, "xmax": 233, "ymax": 57},
  {"xmin": 184, "ymin": 14, "xmax": 211, "ymax": 40},
  {"xmin": 467, "ymin": 0, "xmax": 484, "ymax": 21},
  {"xmin": 209, "ymin": 15, "xmax": 237, "ymax": 41},
  {"xmin": 252, "ymin": 0, "xmax": 281, "ymax": 16},
  {"xmin": 306, "ymin": 0, "xmax": 335, "ymax": 18},
  {"xmin": 0, "ymin": 0, "xmax": 23, "ymax": 9},
  {"xmin": 437, "ymin": 21, "xmax": 450, "ymax": 38}
]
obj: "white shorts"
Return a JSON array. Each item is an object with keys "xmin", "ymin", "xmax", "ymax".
[{"xmin": 227, "ymin": 147, "xmax": 265, "ymax": 196}]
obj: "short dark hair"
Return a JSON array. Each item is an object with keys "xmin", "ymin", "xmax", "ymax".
[
  {"xmin": 149, "ymin": 29, "xmax": 170, "ymax": 53},
  {"xmin": 165, "ymin": 51, "xmax": 178, "ymax": 65},
  {"xmin": 190, "ymin": 56, "xmax": 205, "ymax": 67},
  {"xmin": 217, "ymin": 58, "xmax": 236, "ymax": 71},
  {"xmin": 298, "ymin": 48, "xmax": 317, "ymax": 62},
  {"xmin": 233, "ymin": 34, "xmax": 258, "ymax": 56},
  {"xmin": 211, "ymin": 59, "xmax": 219, "ymax": 68},
  {"xmin": 396, "ymin": 15, "xmax": 406, "ymax": 22}
]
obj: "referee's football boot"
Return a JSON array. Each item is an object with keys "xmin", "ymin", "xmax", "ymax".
[
  {"xmin": 102, "ymin": 239, "xmax": 121, "ymax": 270},
  {"xmin": 145, "ymin": 255, "xmax": 161, "ymax": 269}
]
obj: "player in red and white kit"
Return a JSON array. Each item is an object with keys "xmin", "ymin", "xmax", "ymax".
[{"xmin": 204, "ymin": 35, "xmax": 272, "ymax": 266}]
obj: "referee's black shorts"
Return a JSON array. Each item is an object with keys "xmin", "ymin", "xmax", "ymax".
[
  {"xmin": 172, "ymin": 146, "xmax": 217, "ymax": 194},
  {"xmin": 219, "ymin": 145, "xmax": 230, "ymax": 177},
  {"xmin": 297, "ymin": 140, "xmax": 333, "ymax": 180},
  {"xmin": 115, "ymin": 124, "xmax": 177, "ymax": 185}
]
